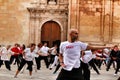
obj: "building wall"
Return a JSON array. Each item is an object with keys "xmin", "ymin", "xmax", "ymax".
[
  {"xmin": 0, "ymin": 0, "xmax": 33, "ymax": 45},
  {"xmin": 69, "ymin": 0, "xmax": 120, "ymax": 45}
]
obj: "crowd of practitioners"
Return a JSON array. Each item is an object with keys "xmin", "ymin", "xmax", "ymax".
[
  {"xmin": 0, "ymin": 42, "xmax": 60, "ymax": 78},
  {"xmin": 0, "ymin": 42, "xmax": 120, "ymax": 79}
]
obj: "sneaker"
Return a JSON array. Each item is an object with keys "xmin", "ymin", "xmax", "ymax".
[
  {"xmin": 106, "ymin": 68, "xmax": 109, "ymax": 71},
  {"xmin": 53, "ymin": 72, "xmax": 56, "ymax": 74},
  {"xmin": 29, "ymin": 76, "xmax": 32, "ymax": 79},
  {"xmin": 97, "ymin": 73, "xmax": 100, "ymax": 75},
  {"xmin": 8, "ymin": 68, "xmax": 11, "ymax": 71},
  {"xmin": 49, "ymin": 68, "xmax": 52, "ymax": 70},
  {"xmin": 14, "ymin": 76, "xmax": 17, "ymax": 78},
  {"xmin": 37, "ymin": 68, "xmax": 40, "ymax": 70},
  {"xmin": 114, "ymin": 73, "xmax": 117, "ymax": 76}
]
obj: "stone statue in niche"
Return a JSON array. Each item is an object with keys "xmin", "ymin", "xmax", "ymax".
[{"xmin": 48, "ymin": 0, "xmax": 56, "ymax": 4}]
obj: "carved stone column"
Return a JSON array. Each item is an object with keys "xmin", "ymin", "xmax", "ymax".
[
  {"xmin": 68, "ymin": 0, "xmax": 81, "ymax": 40},
  {"xmin": 35, "ymin": 17, "xmax": 40, "ymax": 44},
  {"xmin": 28, "ymin": 8, "xmax": 36, "ymax": 43},
  {"xmin": 69, "ymin": 0, "xmax": 78, "ymax": 29},
  {"xmin": 30, "ymin": 18, "xmax": 36, "ymax": 43}
]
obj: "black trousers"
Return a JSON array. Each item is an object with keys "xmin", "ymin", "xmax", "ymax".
[
  {"xmin": 106, "ymin": 59, "xmax": 116, "ymax": 71},
  {"xmin": 94, "ymin": 59, "xmax": 103, "ymax": 69},
  {"xmin": 53, "ymin": 63, "xmax": 61, "ymax": 73},
  {"xmin": 81, "ymin": 61, "xmax": 90, "ymax": 80},
  {"xmin": 56, "ymin": 67, "xmax": 84, "ymax": 80},
  {"xmin": 0, "ymin": 60, "xmax": 11, "ymax": 70},
  {"xmin": 39, "ymin": 56, "xmax": 49, "ymax": 68},
  {"xmin": 115, "ymin": 60, "xmax": 120, "ymax": 74},
  {"xmin": 18, "ymin": 59, "xmax": 33, "ymax": 71},
  {"xmin": 49, "ymin": 55, "xmax": 55, "ymax": 64},
  {"xmin": 35, "ymin": 56, "xmax": 41, "ymax": 70},
  {"xmin": 10, "ymin": 55, "xmax": 20, "ymax": 67},
  {"xmin": 89, "ymin": 59, "xmax": 100, "ymax": 74}
]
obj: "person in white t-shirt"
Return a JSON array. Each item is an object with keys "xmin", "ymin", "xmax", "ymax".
[
  {"xmin": 0, "ymin": 45, "xmax": 12, "ymax": 70},
  {"xmin": 34, "ymin": 43, "xmax": 43, "ymax": 70},
  {"xmin": 56, "ymin": 29, "xmax": 111, "ymax": 80},
  {"xmin": 81, "ymin": 50, "xmax": 105, "ymax": 80},
  {"xmin": 49, "ymin": 44, "xmax": 58, "ymax": 66},
  {"xmin": 14, "ymin": 43, "xmax": 37, "ymax": 78},
  {"xmin": 38, "ymin": 42, "xmax": 50, "ymax": 69}
]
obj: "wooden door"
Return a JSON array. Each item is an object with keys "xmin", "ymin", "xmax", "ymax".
[{"xmin": 41, "ymin": 21, "xmax": 61, "ymax": 47}]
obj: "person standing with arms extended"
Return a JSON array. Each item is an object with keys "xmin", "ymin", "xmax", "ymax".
[
  {"xmin": 0, "ymin": 45, "xmax": 12, "ymax": 71},
  {"xmin": 14, "ymin": 43, "xmax": 37, "ymax": 78},
  {"xmin": 56, "ymin": 29, "xmax": 111, "ymax": 80}
]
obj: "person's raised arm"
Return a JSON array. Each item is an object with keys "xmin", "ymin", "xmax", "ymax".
[{"xmin": 86, "ymin": 45, "xmax": 111, "ymax": 51}]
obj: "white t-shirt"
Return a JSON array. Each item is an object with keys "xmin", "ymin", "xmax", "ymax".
[
  {"xmin": 23, "ymin": 48, "xmax": 37, "ymax": 61},
  {"xmin": 104, "ymin": 48, "xmax": 110, "ymax": 53},
  {"xmin": 0, "ymin": 47, "xmax": 11, "ymax": 61},
  {"xmin": 60, "ymin": 41, "xmax": 88, "ymax": 71},
  {"xmin": 50, "ymin": 47, "xmax": 57, "ymax": 55},
  {"xmin": 81, "ymin": 50, "xmax": 96, "ymax": 63},
  {"xmin": 34, "ymin": 46, "xmax": 40, "ymax": 57},
  {"xmin": 40, "ymin": 46, "xmax": 49, "ymax": 54}
]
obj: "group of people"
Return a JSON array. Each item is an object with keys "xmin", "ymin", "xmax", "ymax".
[
  {"xmin": 0, "ymin": 41, "xmax": 60, "ymax": 78},
  {"xmin": 56, "ymin": 29, "xmax": 120, "ymax": 80},
  {"xmin": 0, "ymin": 28, "xmax": 120, "ymax": 80},
  {"xmin": 0, "ymin": 43, "xmax": 25, "ymax": 71}
]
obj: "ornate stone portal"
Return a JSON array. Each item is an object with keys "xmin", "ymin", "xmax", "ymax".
[{"xmin": 27, "ymin": 0, "xmax": 68, "ymax": 46}]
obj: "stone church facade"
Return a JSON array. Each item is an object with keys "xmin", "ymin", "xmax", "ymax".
[{"xmin": 0, "ymin": 0, "xmax": 120, "ymax": 46}]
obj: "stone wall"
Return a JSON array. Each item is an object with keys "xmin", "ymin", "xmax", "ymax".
[
  {"xmin": 0, "ymin": 0, "xmax": 33, "ymax": 45},
  {"xmin": 0, "ymin": 0, "xmax": 68, "ymax": 46},
  {"xmin": 69, "ymin": 0, "xmax": 120, "ymax": 45}
]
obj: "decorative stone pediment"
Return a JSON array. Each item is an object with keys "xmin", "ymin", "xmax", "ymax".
[{"xmin": 27, "ymin": 7, "xmax": 68, "ymax": 15}]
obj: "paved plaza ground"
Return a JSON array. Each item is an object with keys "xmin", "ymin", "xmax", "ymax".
[{"xmin": 0, "ymin": 62, "xmax": 120, "ymax": 80}]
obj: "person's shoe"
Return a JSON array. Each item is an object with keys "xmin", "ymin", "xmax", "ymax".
[
  {"xmin": 53, "ymin": 72, "xmax": 56, "ymax": 74},
  {"xmin": 37, "ymin": 68, "xmax": 40, "ymax": 70},
  {"xmin": 8, "ymin": 68, "xmax": 11, "ymax": 71},
  {"xmin": 14, "ymin": 75, "xmax": 17, "ymax": 78},
  {"xmin": 114, "ymin": 73, "xmax": 117, "ymax": 76},
  {"xmin": 13, "ymin": 63, "xmax": 16, "ymax": 65},
  {"xmin": 49, "ymin": 68, "xmax": 52, "ymax": 70},
  {"xmin": 29, "ymin": 76, "xmax": 33, "ymax": 79},
  {"xmin": 106, "ymin": 68, "xmax": 109, "ymax": 71},
  {"xmin": 98, "ymin": 67, "xmax": 101, "ymax": 70},
  {"xmin": 97, "ymin": 73, "xmax": 100, "ymax": 75}
]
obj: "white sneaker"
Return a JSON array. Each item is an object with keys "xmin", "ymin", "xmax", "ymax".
[
  {"xmin": 29, "ymin": 76, "xmax": 32, "ymax": 79},
  {"xmin": 114, "ymin": 74, "xmax": 117, "ymax": 76},
  {"xmin": 14, "ymin": 76, "xmax": 17, "ymax": 78}
]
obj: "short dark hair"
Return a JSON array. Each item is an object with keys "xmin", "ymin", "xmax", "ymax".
[
  {"xmin": 113, "ymin": 45, "xmax": 118, "ymax": 48},
  {"xmin": 30, "ymin": 43, "xmax": 36, "ymax": 47},
  {"xmin": 37, "ymin": 43, "xmax": 42, "ymax": 47}
]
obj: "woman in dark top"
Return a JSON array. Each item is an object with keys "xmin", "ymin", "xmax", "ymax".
[{"xmin": 106, "ymin": 45, "xmax": 119, "ymax": 71}]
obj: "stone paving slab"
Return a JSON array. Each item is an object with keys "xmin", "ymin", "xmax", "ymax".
[{"xmin": 0, "ymin": 63, "xmax": 119, "ymax": 80}]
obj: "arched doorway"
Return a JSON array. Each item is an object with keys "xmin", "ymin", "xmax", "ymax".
[{"xmin": 41, "ymin": 21, "xmax": 61, "ymax": 47}]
